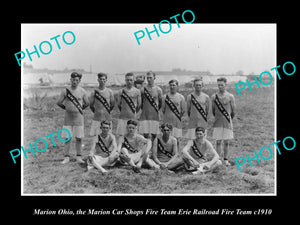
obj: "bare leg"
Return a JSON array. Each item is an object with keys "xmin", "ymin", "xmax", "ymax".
[
  {"xmin": 75, "ymin": 138, "xmax": 84, "ymax": 163},
  {"xmin": 62, "ymin": 138, "xmax": 72, "ymax": 164},
  {"xmin": 216, "ymin": 140, "xmax": 222, "ymax": 158},
  {"xmin": 166, "ymin": 155, "xmax": 184, "ymax": 171},
  {"xmin": 223, "ymin": 140, "xmax": 230, "ymax": 159}
]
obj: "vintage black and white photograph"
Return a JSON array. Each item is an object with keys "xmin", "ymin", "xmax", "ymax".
[{"xmin": 21, "ymin": 23, "xmax": 276, "ymax": 195}]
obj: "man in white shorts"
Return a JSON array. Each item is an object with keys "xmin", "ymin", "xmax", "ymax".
[
  {"xmin": 117, "ymin": 120, "xmax": 159, "ymax": 173},
  {"xmin": 116, "ymin": 73, "xmax": 141, "ymax": 137},
  {"xmin": 185, "ymin": 78, "xmax": 210, "ymax": 139},
  {"xmin": 211, "ymin": 77, "xmax": 236, "ymax": 166},
  {"xmin": 89, "ymin": 73, "xmax": 114, "ymax": 136},
  {"xmin": 87, "ymin": 120, "xmax": 119, "ymax": 173},
  {"xmin": 161, "ymin": 79, "xmax": 186, "ymax": 139},
  {"xmin": 139, "ymin": 71, "xmax": 163, "ymax": 141},
  {"xmin": 56, "ymin": 72, "xmax": 90, "ymax": 164},
  {"xmin": 182, "ymin": 127, "xmax": 221, "ymax": 174}
]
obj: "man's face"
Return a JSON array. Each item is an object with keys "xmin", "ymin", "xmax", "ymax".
[
  {"xmin": 125, "ymin": 75, "xmax": 134, "ymax": 87},
  {"xmin": 146, "ymin": 74, "xmax": 155, "ymax": 85},
  {"xmin": 194, "ymin": 81, "xmax": 203, "ymax": 92},
  {"xmin": 162, "ymin": 126, "xmax": 171, "ymax": 137},
  {"xmin": 70, "ymin": 77, "xmax": 81, "ymax": 87},
  {"xmin": 98, "ymin": 76, "xmax": 107, "ymax": 87},
  {"xmin": 101, "ymin": 124, "xmax": 110, "ymax": 135},
  {"xmin": 127, "ymin": 124, "xmax": 137, "ymax": 134},
  {"xmin": 217, "ymin": 81, "xmax": 226, "ymax": 92},
  {"xmin": 169, "ymin": 82, "xmax": 178, "ymax": 93},
  {"xmin": 195, "ymin": 129, "xmax": 205, "ymax": 139}
]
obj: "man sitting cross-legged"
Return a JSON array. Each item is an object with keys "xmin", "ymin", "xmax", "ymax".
[
  {"xmin": 152, "ymin": 123, "xmax": 184, "ymax": 172},
  {"xmin": 118, "ymin": 119, "xmax": 159, "ymax": 173},
  {"xmin": 87, "ymin": 120, "xmax": 119, "ymax": 173},
  {"xmin": 182, "ymin": 127, "xmax": 222, "ymax": 174}
]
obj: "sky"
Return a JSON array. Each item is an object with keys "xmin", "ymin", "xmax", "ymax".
[{"xmin": 21, "ymin": 23, "xmax": 276, "ymax": 75}]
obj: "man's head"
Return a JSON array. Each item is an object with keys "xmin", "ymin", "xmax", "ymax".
[
  {"xmin": 160, "ymin": 123, "xmax": 173, "ymax": 137},
  {"xmin": 217, "ymin": 77, "xmax": 227, "ymax": 92},
  {"xmin": 70, "ymin": 72, "xmax": 82, "ymax": 87},
  {"xmin": 146, "ymin": 71, "xmax": 156, "ymax": 85},
  {"xmin": 97, "ymin": 73, "xmax": 107, "ymax": 87},
  {"xmin": 125, "ymin": 73, "xmax": 134, "ymax": 88},
  {"xmin": 100, "ymin": 120, "xmax": 111, "ymax": 135},
  {"xmin": 195, "ymin": 126, "xmax": 206, "ymax": 139},
  {"xmin": 168, "ymin": 79, "xmax": 179, "ymax": 94},
  {"xmin": 126, "ymin": 119, "xmax": 138, "ymax": 134},
  {"xmin": 194, "ymin": 78, "xmax": 203, "ymax": 92}
]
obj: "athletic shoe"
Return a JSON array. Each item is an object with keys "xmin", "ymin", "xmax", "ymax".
[
  {"xmin": 224, "ymin": 159, "xmax": 231, "ymax": 166},
  {"xmin": 76, "ymin": 156, "xmax": 85, "ymax": 164},
  {"xmin": 61, "ymin": 157, "xmax": 70, "ymax": 164},
  {"xmin": 132, "ymin": 166, "xmax": 141, "ymax": 173},
  {"xmin": 192, "ymin": 165, "xmax": 205, "ymax": 175}
]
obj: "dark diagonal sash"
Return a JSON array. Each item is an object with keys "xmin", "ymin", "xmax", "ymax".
[
  {"xmin": 94, "ymin": 90, "xmax": 110, "ymax": 113},
  {"xmin": 191, "ymin": 94, "xmax": 207, "ymax": 122},
  {"xmin": 122, "ymin": 137, "xmax": 138, "ymax": 153},
  {"xmin": 165, "ymin": 95, "xmax": 181, "ymax": 121},
  {"xmin": 157, "ymin": 138, "xmax": 173, "ymax": 158},
  {"xmin": 97, "ymin": 135, "xmax": 110, "ymax": 156},
  {"xmin": 66, "ymin": 88, "xmax": 83, "ymax": 114},
  {"xmin": 191, "ymin": 140, "xmax": 205, "ymax": 159},
  {"xmin": 144, "ymin": 87, "xmax": 159, "ymax": 113},
  {"xmin": 121, "ymin": 90, "xmax": 136, "ymax": 114},
  {"xmin": 214, "ymin": 94, "xmax": 231, "ymax": 123}
]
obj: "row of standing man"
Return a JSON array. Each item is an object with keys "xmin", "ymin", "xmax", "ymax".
[{"xmin": 56, "ymin": 71, "xmax": 236, "ymax": 174}]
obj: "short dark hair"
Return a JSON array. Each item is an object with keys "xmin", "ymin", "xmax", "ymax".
[
  {"xmin": 70, "ymin": 72, "xmax": 82, "ymax": 79},
  {"xmin": 100, "ymin": 120, "xmax": 111, "ymax": 127},
  {"xmin": 97, "ymin": 73, "xmax": 107, "ymax": 79},
  {"xmin": 217, "ymin": 77, "xmax": 227, "ymax": 83},
  {"xmin": 146, "ymin": 71, "xmax": 156, "ymax": 78},
  {"xmin": 193, "ymin": 78, "xmax": 203, "ymax": 85},
  {"xmin": 160, "ymin": 123, "xmax": 173, "ymax": 131},
  {"xmin": 169, "ymin": 79, "xmax": 178, "ymax": 86},
  {"xmin": 195, "ymin": 127, "xmax": 206, "ymax": 133},
  {"xmin": 125, "ymin": 72, "xmax": 134, "ymax": 78},
  {"xmin": 127, "ymin": 119, "xmax": 138, "ymax": 126}
]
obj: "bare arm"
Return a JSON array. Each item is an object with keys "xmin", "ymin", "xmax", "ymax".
[
  {"xmin": 205, "ymin": 141, "xmax": 219, "ymax": 168},
  {"xmin": 230, "ymin": 94, "xmax": 236, "ymax": 119},
  {"xmin": 211, "ymin": 94, "xmax": 216, "ymax": 117},
  {"xmin": 110, "ymin": 135, "xmax": 118, "ymax": 155},
  {"xmin": 89, "ymin": 91, "xmax": 95, "ymax": 113},
  {"xmin": 110, "ymin": 90, "xmax": 115, "ymax": 112},
  {"xmin": 151, "ymin": 138, "xmax": 161, "ymax": 166},
  {"xmin": 136, "ymin": 89, "xmax": 142, "ymax": 113},
  {"xmin": 182, "ymin": 140, "xmax": 199, "ymax": 166},
  {"xmin": 186, "ymin": 95, "xmax": 191, "ymax": 117},
  {"xmin": 57, "ymin": 90, "xmax": 66, "ymax": 110},
  {"xmin": 89, "ymin": 136, "xmax": 97, "ymax": 156},
  {"xmin": 117, "ymin": 136, "xmax": 124, "ymax": 153},
  {"xmin": 180, "ymin": 95, "xmax": 186, "ymax": 118},
  {"xmin": 205, "ymin": 95, "xmax": 210, "ymax": 116},
  {"xmin": 82, "ymin": 91, "xmax": 90, "ymax": 110},
  {"xmin": 158, "ymin": 88, "xmax": 163, "ymax": 110}
]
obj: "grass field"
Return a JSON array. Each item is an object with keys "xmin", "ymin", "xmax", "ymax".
[{"xmin": 22, "ymin": 84, "xmax": 275, "ymax": 194}]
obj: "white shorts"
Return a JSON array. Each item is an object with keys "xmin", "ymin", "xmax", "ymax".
[
  {"xmin": 88, "ymin": 154, "xmax": 118, "ymax": 168},
  {"xmin": 184, "ymin": 129, "xmax": 196, "ymax": 140},
  {"xmin": 116, "ymin": 119, "xmax": 129, "ymax": 136},
  {"xmin": 212, "ymin": 127, "xmax": 233, "ymax": 140},
  {"xmin": 171, "ymin": 127, "xmax": 182, "ymax": 138},
  {"xmin": 139, "ymin": 120, "xmax": 160, "ymax": 135},
  {"xmin": 89, "ymin": 120, "xmax": 101, "ymax": 136},
  {"xmin": 61, "ymin": 125, "xmax": 84, "ymax": 139}
]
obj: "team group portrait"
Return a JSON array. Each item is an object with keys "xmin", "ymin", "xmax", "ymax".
[{"xmin": 22, "ymin": 24, "xmax": 276, "ymax": 195}]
